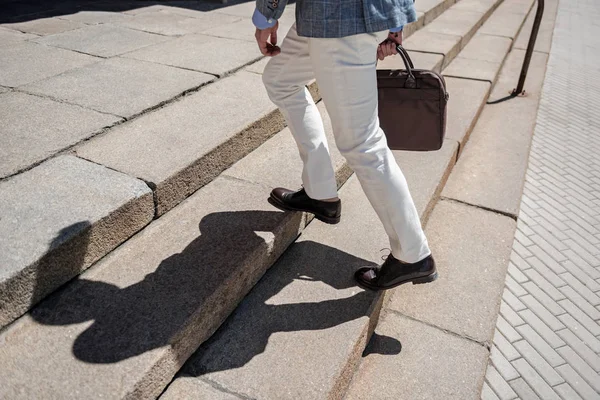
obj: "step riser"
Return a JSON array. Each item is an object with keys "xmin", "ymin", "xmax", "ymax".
[
  {"xmin": 154, "ymin": 108, "xmax": 286, "ymax": 216},
  {"xmin": 465, "ymin": 4, "xmax": 499, "ymax": 46}
]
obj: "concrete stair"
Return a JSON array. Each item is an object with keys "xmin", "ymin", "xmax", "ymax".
[
  {"xmin": 0, "ymin": 0, "xmax": 464, "ymax": 332},
  {"xmin": 0, "ymin": 0, "xmax": 459, "ymax": 335},
  {"xmin": 0, "ymin": 0, "xmax": 538, "ymax": 398}
]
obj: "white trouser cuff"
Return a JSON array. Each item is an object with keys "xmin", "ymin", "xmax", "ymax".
[
  {"xmin": 391, "ymin": 238, "xmax": 432, "ymax": 264},
  {"xmin": 303, "ymin": 178, "xmax": 339, "ymax": 200}
]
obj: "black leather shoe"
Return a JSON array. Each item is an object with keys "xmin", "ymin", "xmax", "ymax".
[
  {"xmin": 268, "ymin": 187, "xmax": 341, "ymax": 224},
  {"xmin": 355, "ymin": 254, "xmax": 437, "ymax": 291}
]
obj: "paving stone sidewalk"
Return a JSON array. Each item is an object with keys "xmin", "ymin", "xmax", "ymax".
[{"xmin": 482, "ymin": 1, "xmax": 600, "ymax": 399}]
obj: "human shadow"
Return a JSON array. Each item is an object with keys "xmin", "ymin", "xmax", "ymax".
[
  {"xmin": 179, "ymin": 238, "xmax": 402, "ymax": 376},
  {"xmin": 30, "ymin": 209, "xmax": 401, "ymax": 369},
  {"xmin": 0, "ymin": 221, "xmax": 92, "ymax": 329},
  {"xmin": 0, "ymin": 0, "xmax": 259, "ymax": 24},
  {"xmin": 23, "ymin": 221, "xmax": 91, "ymax": 312},
  {"xmin": 362, "ymin": 332, "xmax": 403, "ymax": 357},
  {"xmin": 31, "ymin": 209, "xmax": 292, "ymax": 363}
]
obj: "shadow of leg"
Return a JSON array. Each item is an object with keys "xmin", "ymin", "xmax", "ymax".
[{"xmin": 362, "ymin": 331, "xmax": 402, "ymax": 357}]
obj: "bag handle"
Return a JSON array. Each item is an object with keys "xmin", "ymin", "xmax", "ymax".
[
  {"xmin": 395, "ymin": 44, "xmax": 417, "ymax": 88},
  {"xmin": 396, "ymin": 45, "xmax": 415, "ymax": 69}
]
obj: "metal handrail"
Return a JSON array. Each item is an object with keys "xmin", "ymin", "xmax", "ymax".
[{"xmin": 488, "ymin": 0, "xmax": 545, "ymax": 104}]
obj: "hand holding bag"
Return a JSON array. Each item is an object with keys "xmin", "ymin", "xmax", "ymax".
[{"xmin": 377, "ymin": 45, "xmax": 449, "ymax": 151}]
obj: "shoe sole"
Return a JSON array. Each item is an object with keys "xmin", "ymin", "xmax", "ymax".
[
  {"xmin": 355, "ymin": 271, "xmax": 439, "ymax": 291},
  {"xmin": 268, "ymin": 196, "xmax": 341, "ymax": 225}
]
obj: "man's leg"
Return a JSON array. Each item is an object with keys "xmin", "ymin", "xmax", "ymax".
[
  {"xmin": 263, "ymin": 24, "xmax": 338, "ymax": 200},
  {"xmin": 309, "ymin": 32, "xmax": 431, "ymax": 263}
]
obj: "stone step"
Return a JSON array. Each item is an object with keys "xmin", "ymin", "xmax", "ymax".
[
  {"xmin": 442, "ymin": 0, "xmax": 537, "ymax": 152},
  {"xmin": 478, "ymin": 0, "xmax": 536, "ymax": 39},
  {"xmin": 404, "ymin": 0, "xmax": 457, "ymax": 37},
  {"xmin": 0, "ymin": 0, "xmax": 458, "ymax": 330}
]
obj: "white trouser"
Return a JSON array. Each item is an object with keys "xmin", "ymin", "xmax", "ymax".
[{"xmin": 263, "ymin": 24, "xmax": 431, "ymax": 263}]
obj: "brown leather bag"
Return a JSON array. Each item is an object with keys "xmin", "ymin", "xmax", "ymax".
[{"xmin": 377, "ymin": 45, "xmax": 449, "ymax": 151}]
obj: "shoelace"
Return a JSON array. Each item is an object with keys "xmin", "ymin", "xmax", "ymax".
[{"xmin": 379, "ymin": 248, "xmax": 392, "ymax": 262}]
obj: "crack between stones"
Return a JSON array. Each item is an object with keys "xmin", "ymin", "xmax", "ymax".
[
  {"xmin": 403, "ymin": 48, "xmax": 446, "ymax": 58},
  {"xmin": 440, "ymin": 197, "xmax": 518, "ymax": 221},
  {"xmin": 443, "ymin": 74, "xmax": 493, "ymax": 85},
  {"xmin": 486, "ymin": 33, "xmax": 518, "ymax": 41},
  {"xmin": 74, "ymin": 153, "xmax": 126, "ymax": 175},
  {"xmin": 15, "ymin": 89, "xmax": 124, "ymax": 118},
  {"xmin": 199, "ymin": 376, "xmax": 257, "ymax": 400},
  {"xmin": 386, "ymin": 309, "xmax": 491, "ymax": 350},
  {"xmin": 219, "ymin": 174, "xmax": 265, "ymax": 188},
  {"xmin": 30, "ymin": 40, "xmax": 109, "ymax": 59},
  {"xmin": 514, "ymin": 47, "xmax": 550, "ymax": 55}
]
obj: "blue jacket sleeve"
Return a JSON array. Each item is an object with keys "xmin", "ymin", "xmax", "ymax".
[{"xmin": 390, "ymin": 0, "xmax": 412, "ymax": 32}]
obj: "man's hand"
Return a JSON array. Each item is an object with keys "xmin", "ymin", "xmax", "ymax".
[
  {"xmin": 377, "ymin": 30, "xmax": 403, "ymax": 61},
  {"xmin": 255, "ymin": 22, "xmax": 281, "ymax": 57}
]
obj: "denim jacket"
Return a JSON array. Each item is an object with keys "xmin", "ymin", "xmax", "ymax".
[{"xmin": 253, "ymin": 0, "xmax": 417, "ymax": 38}]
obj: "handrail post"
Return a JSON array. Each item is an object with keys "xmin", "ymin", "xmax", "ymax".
[
  {"xmin": 513, "ymin": 0, "xmax": 545, "ymax": 96},
  {"xmin": 487, "ymin": 0, "xmax": 545, "ymax": 104}
]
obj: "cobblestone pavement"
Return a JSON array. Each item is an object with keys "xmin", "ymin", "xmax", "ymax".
[{"xmin": 482, "ymin": 1, "xmax": 600, "ymax": 399}]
